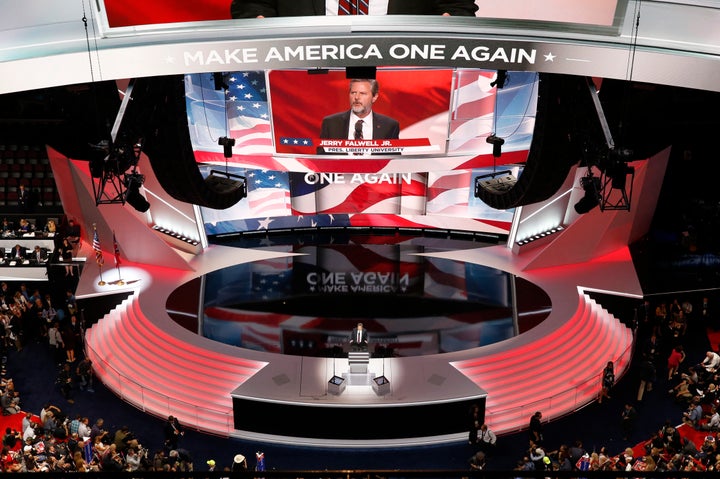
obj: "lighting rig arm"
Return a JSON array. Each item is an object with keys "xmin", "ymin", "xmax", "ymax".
[
  {"xmin": 91, "ymin": 79, "xmax": 150, "ymax": 210},
  {"xmin": 584, "ymin": 78, "xmax": 634, "ymax": 212}
]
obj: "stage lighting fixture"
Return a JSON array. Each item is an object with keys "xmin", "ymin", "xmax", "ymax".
[
  {"xmin": 89, "ymin": 156, "xmax": 105, "ymax": 178},
  {"xmin": 124, "ymin": 173, "xmax": 150, "ymax": 212},
  {"xmin": 474, "ymin": 170, "xmax": 517, "ymax": 196},
  {"xmin": 490, "ymin": 70, "xmax": 508, "ymax": 88},
  {"xmin": 205, "ymin": 170, "xmax": 247, "ymax": 199},
  {"xmin": 486, "ymin": 135, "xmax": 505, "ymax": 157},
  {"xmin": 574, "ymin": 175, "xmax": 601, "ymax": 214},
  {"xmin": 218, "ymin": 136, "xmax": 235, "ymax": 158}
]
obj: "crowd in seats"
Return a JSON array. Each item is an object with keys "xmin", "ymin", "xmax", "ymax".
[
  {"xmin": 497, "ymin": 294, "xmax": 720, "ymax": 473},
  {"xmin": 0, "ymin": 278, "xmax": 202, "ymax": 473}
]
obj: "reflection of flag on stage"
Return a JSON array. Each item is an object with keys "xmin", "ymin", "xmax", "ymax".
[
  {"xmin": 113, "ymin": 232, "xmax": 121, "ymax": 266},
  {"xmin": 93, "ymin": 229, "xmax": 104, "ymax": 265}
]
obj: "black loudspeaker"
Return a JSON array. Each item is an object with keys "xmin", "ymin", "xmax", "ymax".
[
  {"xmin": 475, "ymin": 172, "xmax": 517, "ymax": 196},
  {"xmin": 474, "ymin": 74, "xmax": 603, "ymax": 210},
  {"xmin": 346, "ymin": 66, "xmax": 376, "ymax": 79},
  {"xmin": 205, "ymin": 171, "xmax": 247, "ymax": 197},
  {"xmin": 126, "ymin": 76, "xmax": 247, "ymax": 210}
]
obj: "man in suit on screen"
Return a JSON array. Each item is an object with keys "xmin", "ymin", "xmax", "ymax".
[
  {"xmin": 231, "ymin": 0, "xmax": 479, "ymax": 18},
  {"xmin": 318, "ymin": 78, "xmax": 399, "ymax": 154}
]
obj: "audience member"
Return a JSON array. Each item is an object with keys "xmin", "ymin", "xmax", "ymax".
[
  {"xmin": 528, "ymin": 411, "xmax": 543, "ymax": 443},
  {"xmin": 702, "ymin": 351, "xmax": 720, "ymax": 375},
  {"xmin": 599, "ymin": 361, "xmax": 615, "ymax": 404},
  {"xmin": 477, "ymin": 424, "xmax": 497, "ymax": 454},
  {"xmin": 620, "ymin": 403, "xmax": 637, "ymax": 440},
  {"xmin": 668, "ymin": 345, "xmax": 686, "ymax": 380}
]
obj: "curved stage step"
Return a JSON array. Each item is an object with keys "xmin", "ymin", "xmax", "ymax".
[{"xmin": 86, "ymin": 291, "xmax": 632, "ymax": 440}]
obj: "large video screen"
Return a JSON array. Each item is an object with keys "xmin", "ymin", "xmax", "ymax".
[
  {"xmin": 190, "ymin": 68, "xmax": 538, "ymax": 236},
  {"xmin": 100, "ymin": 0, "xmax": 620, "ymax": 29}
]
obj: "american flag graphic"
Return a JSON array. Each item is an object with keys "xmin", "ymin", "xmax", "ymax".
[{"xmin": 188, "ymin": 70, "xmax": 539, "ymax": 236}]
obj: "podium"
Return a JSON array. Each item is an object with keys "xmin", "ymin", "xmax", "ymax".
[{"xmin": 348, "ymin": 351, "xmax": 369, "ymax": 374}]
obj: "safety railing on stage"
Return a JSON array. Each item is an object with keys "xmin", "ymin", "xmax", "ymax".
[
  {"xmin": 84, "ymin": 342, "xmax": 235, "ymax": 436},
  {"xmin": 484, "ymin": 335, "xmax": 635, "ymax": 433}
]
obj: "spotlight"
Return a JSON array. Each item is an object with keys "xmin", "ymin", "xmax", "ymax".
[
  {"xmin": 124, "ymin": 173, "xmax": 150, "ymax": 212},
  {"xmin": 490, "ymin": 70, "xmax": 508, "ymax": 89},
  {"xmin": 486, "ymin": 135, "xmax": 505, "ymax": 158},
  {"xmin": 574, "ymin": 175, "xmax": 601, "ymax": 214},
  {"xmin": 89, "ymin": 156, "xmax": 105, "ymax": 178},
  {"xmin": 218, "ymin": 137, "xmax": 235, "ymax": 158}
]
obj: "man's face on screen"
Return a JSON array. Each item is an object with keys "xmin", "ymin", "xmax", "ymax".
[{"xmin": 349, "ymin": 81, "xmax": 377, "ymax": 118}]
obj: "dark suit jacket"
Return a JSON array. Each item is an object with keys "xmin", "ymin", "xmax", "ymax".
[
  {"xmin": 321, "ymin": 111, "xmax": 400, "ymax": 140},
  {"xmin": 318, "ymin": 110, "xmax": 399, "ymax": 154},
  {"xmin": 350, "ymin": 328, "xmax": 368, "ymax": 347},
  {"xmin": 231, "ymin": 0, "xmax": 478, "ymax": 18}
]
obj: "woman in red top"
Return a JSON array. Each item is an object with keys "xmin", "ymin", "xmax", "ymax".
[{"xmin": 667, "ymin": 345, "xmax": 686, "ymax": 380}]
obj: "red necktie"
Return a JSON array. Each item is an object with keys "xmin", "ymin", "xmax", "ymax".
[
  {"xmin": 354, "ymin": 120, "xmax": 364, "ymax": 140},
  {"xmin": 339, "ymin": 0, "xmax": 369, "ymax": 15}
]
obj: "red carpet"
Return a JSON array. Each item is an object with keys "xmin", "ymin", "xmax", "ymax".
[{"xmin": 0, "ymin": 412, "xmax": 41, "ymax": 451}]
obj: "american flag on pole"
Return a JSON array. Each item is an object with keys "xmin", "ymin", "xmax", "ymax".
[
  {"xmin": 93, "ymin": 229, "xmax": 104, "ymax": 265},
  {"xmin": 113, "ymin": 231, "xmax": 121, "ymax": 266}
]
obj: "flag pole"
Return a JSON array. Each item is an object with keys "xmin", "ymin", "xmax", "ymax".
[
  {"xmin": 116, "ymin": 263, "xmax": 124, "ymax": 286},
  {"xmin": 113, "ymin": 231, "xmax": 124, "ymax": 286},
  {"xmin": 93, "ymin": 223, "xmax": 106, "ymax": 286}
]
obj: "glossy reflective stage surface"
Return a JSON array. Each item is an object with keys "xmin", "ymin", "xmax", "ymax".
[{"xmin": 170, "ymin": 233, "xmax": 551, "ymax": 357}]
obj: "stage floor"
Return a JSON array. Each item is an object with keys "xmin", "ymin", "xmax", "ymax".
[{"xmin": 80, "ymin": 232, "xmax": 640, "ymax": 446}]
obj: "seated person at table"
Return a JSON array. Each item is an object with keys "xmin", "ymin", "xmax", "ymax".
[
  {"xmin": 10, "ymin": 244, "xmax": 26, "ymax": 260},
  {"xmin": 1, "ymin": 219, "xmax": 13, "ymax": 237},
  {"xmin": 31, "ymin": 246, "xmax": 47, "ymax": 263},
  {"xmin": 349, "ymin": 322, "xmax": 368, "ymax": 351},
  {"xmin": 44, "ymin": 219, "xmax": 57, "ymax": 236},
  {"xmin": 17, "ymin": 218, "xmax": 32, "ymax": 234}
]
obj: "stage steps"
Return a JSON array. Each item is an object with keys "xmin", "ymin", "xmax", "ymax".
[
  {"xmin": 86, "ymin": 291, "xmax": 632, "ymax": 439},
  {"xmin": 85, "ymin": 296, "xmax": 266, "ymax": 436},
  {"xmin": 451, "ymin": 293, "xmax": 633, "ymax": 435}
]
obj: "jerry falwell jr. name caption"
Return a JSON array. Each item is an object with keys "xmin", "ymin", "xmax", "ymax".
[{"xmin": 319, "ymin": 139, "xmax": 403, "ymax": 154}]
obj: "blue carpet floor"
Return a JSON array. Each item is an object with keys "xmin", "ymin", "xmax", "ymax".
[{"xmin": 5, "ymin": 299, "xmax": 709, "ymax": 472}]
